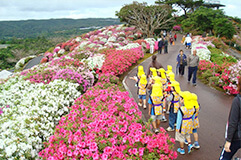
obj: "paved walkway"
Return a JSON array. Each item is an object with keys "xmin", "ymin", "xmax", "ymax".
[
  {"xmin": 124, "ymin": 35, "xmax": 241, "ymax": 159},
  {"xmin": 23, "ymin": 55, "xmax": 43, "ymax": 70}
]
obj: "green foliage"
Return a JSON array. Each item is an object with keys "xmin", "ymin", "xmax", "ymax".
[
  {"xmin": 213, "ymin": 18, "xmax": 235, "ymax": 39},
  {"xmin": 209, "ymin": 47, "xmax": 237, "ymax": 65},
  {"xmin": 181, "ymin": 7, "xmax": 235, "ymax": 39},
  {"xmin": 116, "ymin": 2, "xmax": 173, "ymax": 37},
  {"xmin": 155, "ymin": 0, "xmax": 204, "ymax": 17}
]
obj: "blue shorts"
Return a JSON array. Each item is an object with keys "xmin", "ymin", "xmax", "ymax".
[
  {"xmin": 193, "ymin": 128, "xmax": 197, "ymax": 133},
  {"xmin": 187, "ymin": 43, "xmax": 191, "ymax": 46},
  {"xmin": 138, "ymin": 95, "xmax": 146, "ymax": 99},
  {"xmin": 148, "ymin": 97, "xmax": 152, "ymax": 104}
]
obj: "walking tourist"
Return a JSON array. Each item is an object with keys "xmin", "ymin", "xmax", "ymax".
[
  {"xmin": 165, "ymin": 81, "xmax": 181, "ymax": 132},
  {"xmin": 219, "ymin": 77, "xmax": 241, "ymax": 160},
  {"xmin": 158, "ymin": 38, "xmax": 164, "ymax": 54},
  {"xmin": 148, "ymin": 76, "xmax": 164, "ymax": 133},
  {"xmin": 184, "ymin": 35, "xmax": 192, "ymax": 49},
  {"xmin": 150, "ymin": 40, "xmax": 155, "ymax": 54},
  {"xmin": 187, "ymin": 50, "xmax": 199, "ymax": 86},
  {"xmin": 147, "ymin": 55, "xmax": 163, "ymax": 77},
  {"xmin": 174, "ymin": 33, "xmax": 177, "ymax": 41},
  {"xmin": 164, "ymin": 37, "xmax": 168, "ymax": 54},
  {"xmin": 176, "ymin": 50, "xmax": 187, "ymax": 76},
  {"xmin": 176, "ymin": 91, "xmax": 195, "ymax": 155}
]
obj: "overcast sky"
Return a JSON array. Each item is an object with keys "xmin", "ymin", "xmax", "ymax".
[{"xmin": 0, "ymin": 0, "xmax": 240, "ymax": 21}]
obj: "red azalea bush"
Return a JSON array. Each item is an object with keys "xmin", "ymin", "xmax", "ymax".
[
  {"xmin": 39, "ymin": 74, "xmax": 177, "ymax": 160},
  {"xmin": 101, "ymin": 47, "xmax": 144, "ymax": 75}
]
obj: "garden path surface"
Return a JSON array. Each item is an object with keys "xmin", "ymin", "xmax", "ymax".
[
  {"xmin": 23, "ymin": 55, "xmax": 43, "ymax": 70},
  {"xmin": 124, "ymin": 34, "xmax": 241, "ymax": 159}
]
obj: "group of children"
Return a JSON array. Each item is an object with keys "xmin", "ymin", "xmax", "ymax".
[{"xmin": 130, "ymin": 64, "xmax": 200, "ymax": 155}]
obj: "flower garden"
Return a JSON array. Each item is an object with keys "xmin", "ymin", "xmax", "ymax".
[
  {"xmin": 192, "ymin": 36, "xmax": 240, "ymax": 95},
  {"xmin": 0, "ymin": 24, "xmax": 177, "ymax": 159}
]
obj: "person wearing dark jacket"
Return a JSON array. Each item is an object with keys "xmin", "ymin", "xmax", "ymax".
[
  {"xmin": 219, "ymin": 77, "xmax": 241, "ymax": 160},
  {"xmin": 164, "ymin": 37, "xmax": 168, "ymax": 54},
  {"xmin": 147, "ymin": 55, "xmax": 163, "ymax": 77},
  {"xmin": 158, "ymin": 38, "xmax": 163, "ymax": 54}
]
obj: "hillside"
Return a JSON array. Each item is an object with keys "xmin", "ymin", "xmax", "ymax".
[{"xmin": 0, "ymin": 18, "xmax": 122, "ymax": 39}]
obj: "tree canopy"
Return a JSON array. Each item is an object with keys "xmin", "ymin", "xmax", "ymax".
[
  {"xmin": 181, "ymin": 7, "xmax": 235, "ymax": 39},
  {"xmin": 116, "ymin": 1, "xmax": 173, "ymax": 37},
  {"xmin": 155, "ymin": 0, "xmax": 204, "ymax": 17}
]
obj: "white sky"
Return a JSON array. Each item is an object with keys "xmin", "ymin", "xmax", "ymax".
[{"xmin": 0, "ymin": 0, "xmax": 240, "ymax": 21}]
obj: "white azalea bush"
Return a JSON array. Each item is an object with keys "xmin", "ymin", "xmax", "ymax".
[
  {"xmin": 0, "ymin": 77, "xmax": 81, "ymax": 159},
  {"xmin": 192, "ymin": 36, "xmax": 212, "ymax": 61},
  {"xmin": 15, "ymin": 55, "xmax": 37, "ymax": 70}
]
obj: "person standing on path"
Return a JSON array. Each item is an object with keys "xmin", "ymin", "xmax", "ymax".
[
  {"xmin": 158, "ymin": 38, "xmax": 164, "ymax": 54},
  {"xmin": 187, "ymin": 50, "xmax": 199, "ymax": 86},
  {"xmin": 150, "ymin": 40, "xmax": 155, "ymax": 54},
  {"xmin": 176, "ymin": 91, "xmax": 195, "ymax": 155},
  {"xmin": 219, "ymin": 77, "xmax": 241, "ymax": 160},
  {"xmin": 174, "ymin": 33, "xmax": 177, "ymax": 41},
  {"xmin": 147, "ymin": 55, "xmax": 163, "ymax": 78},
  {"xmin": 176, "ymin": 50, "xmax": 187, "ymax": 76},
  {"xmin": 164, "ymin": 37, "xmax": 168, "ymax": 54}
]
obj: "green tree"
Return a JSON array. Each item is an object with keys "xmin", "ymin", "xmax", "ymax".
[
  {"xmin": 155, "ymin": 0, "xmax": 204, "ymax": 17},
  {"xmin": 213, "ymin": 18, "xmax": 235, "ymax": 39},
  {"xmin": 116, "ymin": 1, "xmax": 173, "ymax": 38},
  {"xmin": 181, "ymin": 7, "xmax": 235, "ymax": 39}
]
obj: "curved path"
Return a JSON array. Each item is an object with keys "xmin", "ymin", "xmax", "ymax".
[
  {"xmin": 23, "ymin": 55, "xmax": 43, "ymax": 70},
  {"xmin": 124, "ymin": 35, "xmax": 241, "ymax": 159}
]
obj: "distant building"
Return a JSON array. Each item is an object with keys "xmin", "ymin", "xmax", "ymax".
[{"xmin": 202, "ymin": 0, "xmax": 225, "ymax": 9}]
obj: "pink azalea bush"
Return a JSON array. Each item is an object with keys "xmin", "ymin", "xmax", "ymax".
[
  {"xmin": 21, "ymin": 56, "xmax": 94, "ymax": 93},
  {"xmin": 220, "ymin": 60, "xmax": 241, "ymax": 95},
  {"xmin": 39, "ymin": 74, "xmax": 177, "ymax": 160},
  {"xmin": 101, "ymin": 47, "xmax": 144, "ymax": 75}
]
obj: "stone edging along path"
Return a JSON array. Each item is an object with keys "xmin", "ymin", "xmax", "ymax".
[{"xmin": 122, "ymin": 34, "xmax": 241, "ymax": 159}]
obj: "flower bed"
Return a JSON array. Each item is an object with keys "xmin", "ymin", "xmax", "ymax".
[
  {"xmin": 0, "ymin": 77, "xmax": 81, "ymax": 158},
  {"xmin": 219, "ymin": 60, "xmax": 241, "ymax": 94},
  {"xmin": 101, "ymin": 47, "xmax": 144, "ymax": 75},
  {"xmin": 20, "ymin": 56, "xmax": 94, "ymax": 93},
  {"xmin": 39, "ymin": 74, "xmax": 177, "ymax": 160}
]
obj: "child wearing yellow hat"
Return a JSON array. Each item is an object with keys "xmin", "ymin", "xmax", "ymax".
[
  {"xmin": 130, "ymin": 65, "xmax": 147, "ymax": 109},
  {"xmin": 165, "ymin": 81, "xmax": 181, "ymax": 132},
  {"xmin": 175, "ymin": 91, "xmax": 196, "ymax": 155},
  {"xmin": 191, "ymin": 93, "xmax": 200, "ymax": 149},
  {"xmin": 149, "ymin": 78, "xmax": 164, "ymax": 133}
]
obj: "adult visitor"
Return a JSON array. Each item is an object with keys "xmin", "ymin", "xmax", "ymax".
[
  {"xmin": 147, "ymin": 55, "xmax": 163, "ymax": 77},
  {"xmin": 187, "ymin": 50, "xmax": 199, "ymax": 86},
  {"xmin": 184, "ymin": 35, "xmax": 192, "ymax": 49},
  {"xmin": 158, "ymin": 38, "xmax": 164, "ymax": 54},
  {"xmin": 219, "ymin": 77, "xmax": 241, "ymax": 160},
  {"xmin": 176, "ymin": 50, "xmax": 187, "ymax": 76},
  {"xmin": 164, "ymin": 37, "xmax": 168, "ymax": 54}
]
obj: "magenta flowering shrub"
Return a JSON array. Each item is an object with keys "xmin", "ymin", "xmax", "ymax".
[
  {"xmin": 39, "ymin": 78, "xmax": 177, "ymax": 160},
  {"xmin": 172, "ymin": 25, "xmax": 181, "ymax": 31},
  {"xmin": 101, "ymin": 47, "xmax": 144, "ymax": 75},
  {"xmin": 21, "ymin": 57, "xmax": 94, "ymax": 93},
  {"xmin": 220, "ymin": 60, "xmax": 241, "ymax": 94}
]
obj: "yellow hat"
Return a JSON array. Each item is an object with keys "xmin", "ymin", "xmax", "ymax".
[
  {"xmin": 139, "ymin": 74, "xmax": 147, "ymax": 85},
  {"xmin": 180, "ymin": 91, "xmax": 193, "ymax": 109},
  {"xmin": 150, "ymin": 67, "xmax": 157, "ymax": 77},
  {"xmin": 157, "ymin": 68, "xmax": 166, "ymax": 79},
  {"xmin": 151, "ymin": 83, "xmax": 163, "ymax": 97},
  {"xmin": 170, "ymin": 81, "xmax": 181, "ymax": 93},
  {"xmin": 165, "ymin": 65, "xmax": 173, "ymax": 74},
  {"xmin": 138, "ymin": 65, "xmax": 145, "ymax": 77},
  {"xmin": 153, "ymin": 76, "xmax": 162, "ymax": 85},
  {"xmin": 191, "ymin": 93, "xmax": 199, "ymax": 109},
  {"xmin": 167, "ymin": 72, "xmax": 175, "ymax": 81}
]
